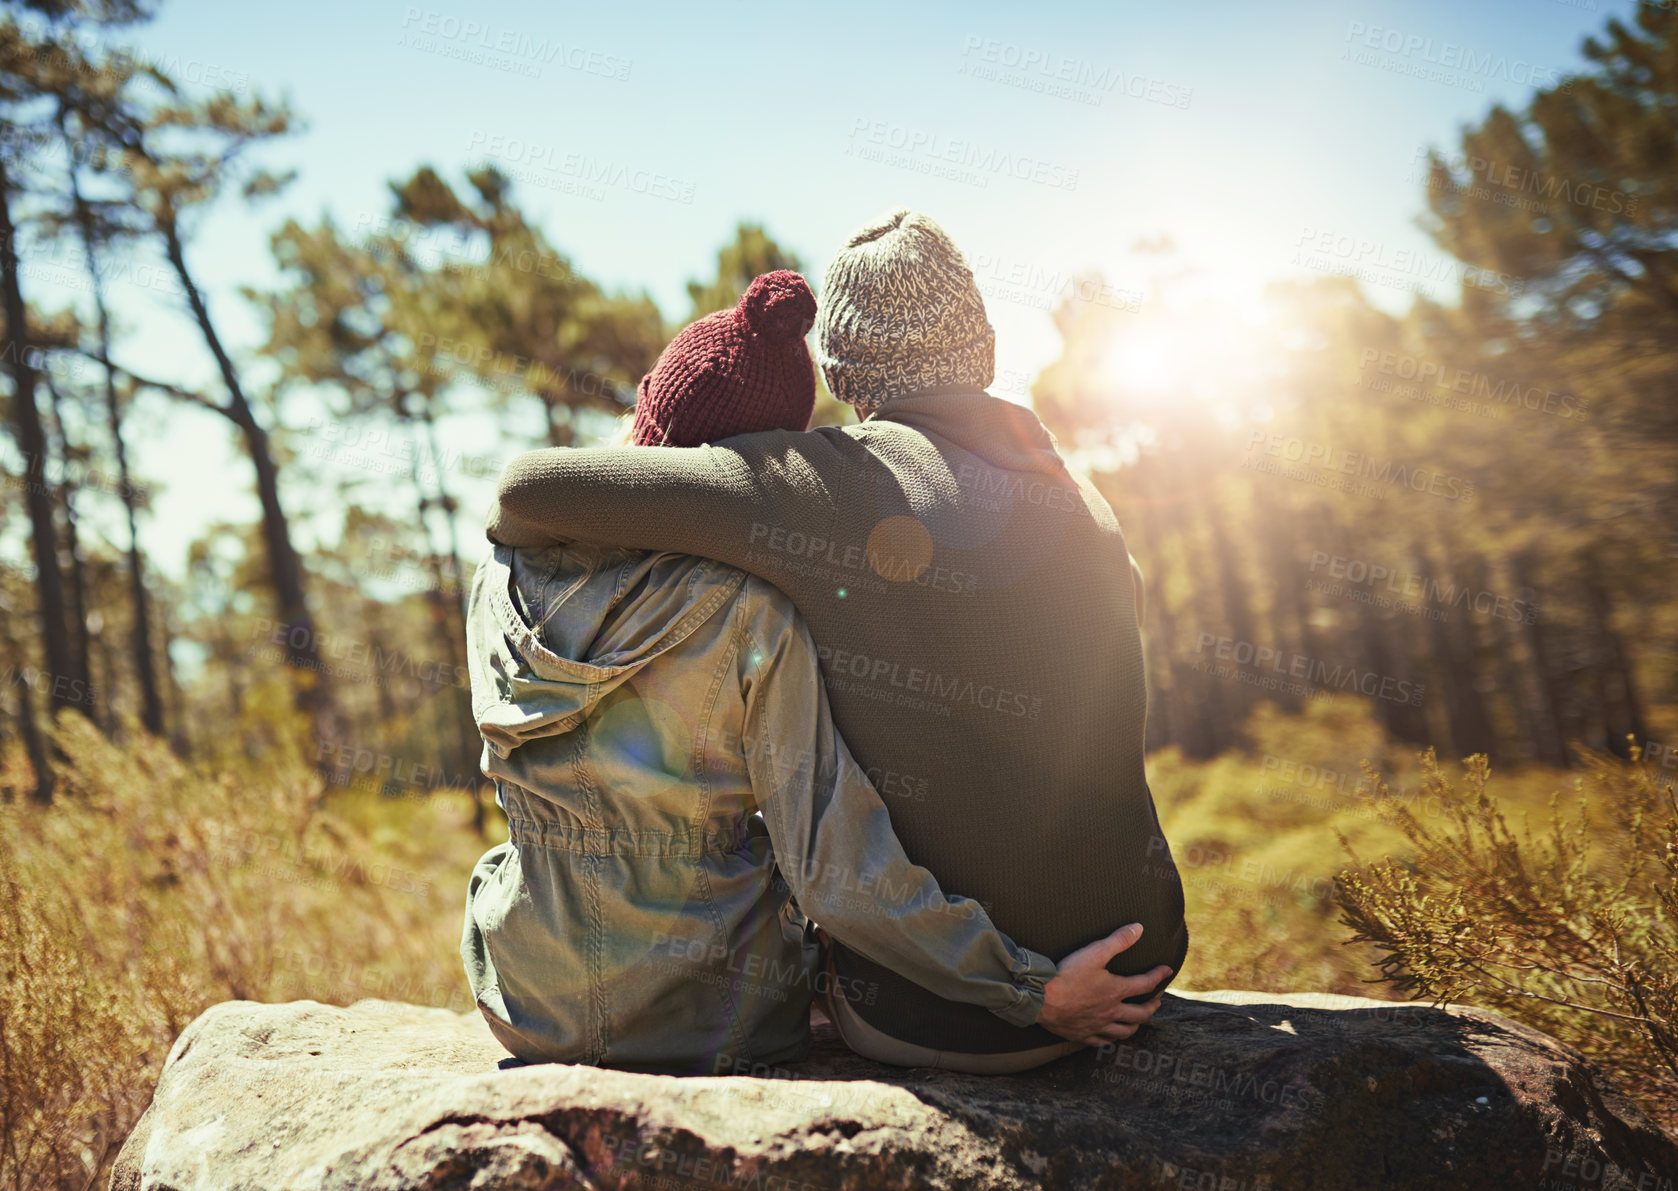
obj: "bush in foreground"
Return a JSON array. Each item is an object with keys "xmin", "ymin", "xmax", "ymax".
[{"xmin": 1336, "ymin": 747, "xmax": 1677, "ymax": 1130}]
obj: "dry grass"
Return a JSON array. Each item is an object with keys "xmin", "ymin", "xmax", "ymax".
[
  {"xmin": 1, "ymin": 697, "xmax": 1670, "ymax": 1188},
  {"xmin": 0, "ymin": 713, "xmax": 496, "ymax": 1191}
]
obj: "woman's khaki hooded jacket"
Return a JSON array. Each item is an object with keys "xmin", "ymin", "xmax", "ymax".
[{"xmin": 462, "ymin": 542, "xmax": 1053, "ymax": 1073}]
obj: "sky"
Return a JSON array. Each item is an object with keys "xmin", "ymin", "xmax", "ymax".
[{"xmin": 6, "ymin": 0, "xmax": 1636, "ymax": 585}]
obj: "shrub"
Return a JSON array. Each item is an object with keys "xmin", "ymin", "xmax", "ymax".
[{"xmin": 1335, "ymin": 747, "xmax": 1678, "ymax": 1130}]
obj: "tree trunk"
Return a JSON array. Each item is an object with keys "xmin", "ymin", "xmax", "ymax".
[
  {"xmin": 1256, "ymin": 487, "xmax": 1305, "ymax": 716},
  {"xmin": 162, "ymin": 605, "xmax": 191, "ymax": 758},
  {"xmin": 417, "ymin": 394, "xmax": 467, "ymax": 613},
  {"xmin": 1510, "ymin": 550, "xmax": 1572, "ymax": 767},
  {"xmin": 405, "ymin": 407, "xmax": 481, "ymax": 833},
  {"xmin": 1339, "ymin": 527, "xmax": 1429, "ymax": 747},
  {"xmin": 1183, "ymin": 509, "xmax": 1238, "ymax": 756},
  {"xmin": 8, "ymin": 666, "xmax": 53, "ymax": 805},
  {"xmin": 545, "ymin": 401, "xmax": 574, "ymax": 448},
  {"xmin": 43, "ymin": 377, "xmax": 100, "ymax": 728},
  {"xmin": 64, "ymin": 145, "xmax": 166, "ymax": 736},
  {"xmin": 1422, "ymin": 545, "xmax": 1498, "ymax": 760},
  {"xmin": 160, "ymin": 214, "xmax": 338, "ymax": 752},
  {"xmin": 1484, "ymin": 556, "xmax": 1543, "ymax": 764},
  {"xmin": 0, "ymin": 159, "xmax": 79, "ymax": 717},
  {"xmin": 1583, "ymin": 554, "xmax": 1648, "ymax": 760}
]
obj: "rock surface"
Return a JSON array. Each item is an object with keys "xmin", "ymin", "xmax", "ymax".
[{"xmin": 111, "ymin": 990, "xmax": 1677, "ymax": 1191}]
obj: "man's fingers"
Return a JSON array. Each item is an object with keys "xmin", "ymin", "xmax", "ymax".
[
  {"xmin": 1101, "ymin": 964, "xmax": 1173, "ymax": 1005},
  {"xmin": 1088, "ymin": 1002, "xmax": 1164, "ymax": 1046},
  {"xmin": 1087, "ymin": 923, "xmax": 1145, "ymax": 967}
]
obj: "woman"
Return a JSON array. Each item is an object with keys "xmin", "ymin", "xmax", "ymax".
[{"xmin": 462, "ymin": 272, "xmax": 1157, "ymax": 1073}]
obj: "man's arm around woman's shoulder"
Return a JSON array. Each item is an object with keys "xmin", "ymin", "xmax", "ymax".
[{"xmin": 486, "ymin": 431, "xmax": 849, "ymax": 560}]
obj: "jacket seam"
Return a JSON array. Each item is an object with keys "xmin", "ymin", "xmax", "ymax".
[
  {"xmin": 691, "ymin": 594, "xmax": 755, "ymax": 1064},
  {"xmin": 685, "ymin": 588, "xmax": 738, "ymax": 833},
  {"xmin": 575, "ymin": 705, "xmax": 610, "ymax": 1065}
]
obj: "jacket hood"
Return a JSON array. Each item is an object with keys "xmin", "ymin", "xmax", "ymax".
[{"xmin": 469, "ymin": 543, "xmax": 743, "ymax": 761}]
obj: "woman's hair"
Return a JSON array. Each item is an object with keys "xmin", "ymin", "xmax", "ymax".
[{"xmin": 606, "ymin": 410, "xmax": 638, "ymax": 447}]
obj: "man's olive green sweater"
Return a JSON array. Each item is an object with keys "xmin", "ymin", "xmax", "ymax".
[{"xmin": 487, "ymin": 386, "xmax": 1187, "ymax": 1052}]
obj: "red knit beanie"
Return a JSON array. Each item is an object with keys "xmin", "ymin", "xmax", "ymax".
[{"xmin": 631, "ymin": 271, "xmax": 818, "ymax": 448}]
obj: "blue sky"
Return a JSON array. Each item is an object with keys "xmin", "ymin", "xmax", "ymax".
[{"xmin": 8, "ymin": 0, "xmax": 1633, "ymax": 582}]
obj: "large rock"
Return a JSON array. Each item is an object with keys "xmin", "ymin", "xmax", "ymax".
[{"xmin": 111, "ymin": 991, "xmax": 1677, "ymax": 1191}]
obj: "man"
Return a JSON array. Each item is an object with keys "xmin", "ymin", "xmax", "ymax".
[{"xmin": 488, "ymin": 209, "xmax": 1187, "ymax": 1069}]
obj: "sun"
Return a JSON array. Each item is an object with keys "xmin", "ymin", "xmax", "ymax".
[
  {"xmin": 1086, "ymin": 285, "xmax": 1274, "ymax": 425},
  {"xmin": 1101, "ymin": 335, "xmax": 1183, "ymax": 401}
]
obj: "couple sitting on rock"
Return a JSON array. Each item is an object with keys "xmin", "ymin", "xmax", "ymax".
[{"xmin": 461, "ymin": 207, "xmax": 1189, "ymax": 1076}]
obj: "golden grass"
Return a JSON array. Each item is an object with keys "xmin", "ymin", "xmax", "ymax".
[
  {"xmin": 0, "ymin": 713, "xmax": 497, "ymax": 1190},
  {"xmin": 1, "ymin": 697, "xmax": 1669, "ymax": 1188}
]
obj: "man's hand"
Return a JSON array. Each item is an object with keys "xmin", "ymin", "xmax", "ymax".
[{"xmin": 1037, "ymin": 923, "xmax": 1172, "ymax": 1047}]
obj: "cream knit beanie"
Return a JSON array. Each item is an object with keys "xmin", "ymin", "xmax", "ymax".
[{"xmin": 814, "ymin": 208, "xmax": 995, "ymax": 413}]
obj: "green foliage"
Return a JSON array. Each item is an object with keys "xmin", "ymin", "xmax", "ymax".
[
  {"xmin": 685, "ymin": 223, "xmax": 804, "ymax": 320},
  {"xmin": 1151, "ymin": 698, "xmax": 1430, "ymax": 995},
  {"xmin": 1336, "ymin": 747, "xmax": 1678, "ymax": 1125},
  {"xmin": 1422, "ymin": 8, "xmax": 1678, "ymax": 331},
  {"xmin": 384, "ymin": 165, "xmax": 665, "ymax": 445}
]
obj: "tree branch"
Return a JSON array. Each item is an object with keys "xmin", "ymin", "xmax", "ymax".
[{"xmin": 65, "ymin": 346, "xmax": 233, "ymax": 419}]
